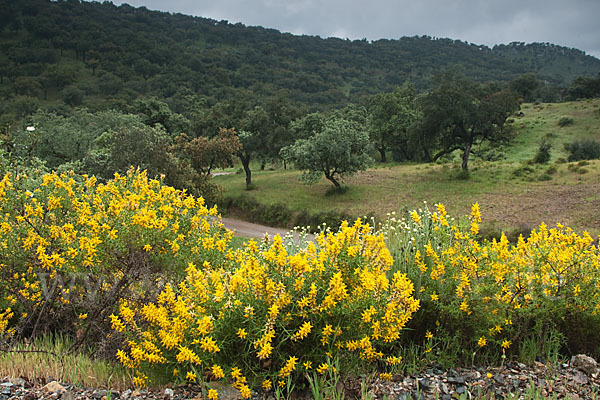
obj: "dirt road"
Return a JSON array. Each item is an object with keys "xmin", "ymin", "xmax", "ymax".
[
  {"xmin": 219, "ymin": 217, "xmax": 291, "ymax": 239},
  {"xmin": 219, "ymin": 217, "xmax": 317, "ymax": 243}
]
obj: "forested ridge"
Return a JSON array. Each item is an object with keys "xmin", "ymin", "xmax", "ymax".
[{"xmin": 2, "ymin": 0, "xmax": 600, "ymax": 114}]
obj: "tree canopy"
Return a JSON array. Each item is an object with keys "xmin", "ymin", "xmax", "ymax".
[
  {"xmin": 415, "ymin": 75, "xmax": 521, "ymax": 172},
  {"xmin": 282, "ymin": 116, "xmax": 372, "ymax": 189}
]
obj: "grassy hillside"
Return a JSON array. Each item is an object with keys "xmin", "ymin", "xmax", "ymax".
[
  {"xmin": 215, "ymin": 99, "xmax": 600, "ymax": 236},
  {"xmin": 506, "ymin": 99, "xmax": 600, "ymax": 161}
]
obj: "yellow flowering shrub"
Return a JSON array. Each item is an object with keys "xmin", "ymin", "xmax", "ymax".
[
  {"xmin": 0, "ymin": 168, "xmax": 231, "ymax": 342},
  {"xmin": 381, "ymin": 204, "xmax": 600, "ymax": 363},
  {"xmin": 114, "ymin": 219, "xmax": 420, "ymax": 391}
]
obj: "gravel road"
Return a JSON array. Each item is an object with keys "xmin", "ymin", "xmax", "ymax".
[{"xmin": 220, "ymin": 217, "xmax": 294, "ymax": 239}]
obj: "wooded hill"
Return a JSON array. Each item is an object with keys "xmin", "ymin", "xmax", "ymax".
[{"xmin": 2, "ymin": 0, "xmax": 600, "ymax": 114}]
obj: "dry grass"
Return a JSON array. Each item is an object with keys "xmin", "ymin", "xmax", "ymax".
[{"xmin": 0, "ymin": 335, "xmax": 132, "ymax": 390}]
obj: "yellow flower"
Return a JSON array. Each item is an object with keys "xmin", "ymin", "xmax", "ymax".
[
  {"xmin": 430, "ymin": 292, "xmax": 439, "ymax": 301},
  {"xmin": 279, "ymin": 356, "xmax": 298, "ymax": 378},
  {"xmin": 411, "ymin": 211, "xmax": 421, "ymax": 226},
  {"xmin": 425, "ymin": 331, "xmax": 433, "ymax": 340},
  {"xmin": 78, "ymin": 313, "xmax": 87, "ymax": 320},
  {"xmin": 240, "ymin": 385, "xmax": 252, "ymax": 399},
  {"xmin": 186, "ymin": 371, "xmax": 197, "ymax": 382},
  {"xmin": 478, "ymin": 337, "xmax": 487, "ymax": 347},
  {"xmin": 207, "ymin": 389, "xmax": 219, "ymax": 400},
  {"xmin": 237, "ymin": 328, "xmax": 247, "ymax": 339},
  {"xmin": 133, "ymin": 372, "xmax": 148, "ymax": 387},
  {"xmin": 317, "ymin": 363, "xmax": 329, "ymax": 375},
  {"xmin": 459, "ymin": 300, "xmax": 470, "ymax": 314},
  {"xmin": 303, "ymin": 361, "xmax": 312, "ymax": 370},
  {"xmin": 292, "ymin": 321, "xmax": 312, "ymax": 341},
  {"xmin": 501, "ymin": 339, "xmax": 511, "ymax": 349},
  {"xmin": 200, "ymin": 336, "xmax": 220, "ymax": 353},
  {"xmin": 262, "ymin": 379, "xmax": 272, "ymax": 390},
  {"xmin": 212, "ymin": 364, "xmax": 225, "ymax": 379},
  {"xmin": 379, "ymin": 372, "xmax": 392, "ymax": 381}
]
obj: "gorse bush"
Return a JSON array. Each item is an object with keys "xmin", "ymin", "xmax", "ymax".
[
  {"xmin": 0, "ymin": 168, "xmax": 231, "ymax": 346},
  {"xmin": 379, "ymin": 204, "xmax": 600, "ymax": 365},
  {"xmin": 1, "ymin": 163, "xmax": 600, "ymax": 396},
  {"xmin": 111, "ymin": 219, "xmax": 420, "ymax": 389}
]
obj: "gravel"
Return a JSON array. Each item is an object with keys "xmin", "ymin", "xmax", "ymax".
[{"xmin": 2, "ymin": 355, "xmax": 599, "ymax": 399}]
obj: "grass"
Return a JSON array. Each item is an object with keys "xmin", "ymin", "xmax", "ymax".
[
  {"xmin": 216, "ymin": 160, "xmax": 600, "ymax": 237},
  {"xmin": 215, "ymin": 100, "xmax": 600, "ymax": 237},
  {"xmin": 506, "ymin": 99, "xmax": 600, "ymax": 162},
  {"xmin": 0, "ymin": 334, "xmax": 132, "ymax": 390}
]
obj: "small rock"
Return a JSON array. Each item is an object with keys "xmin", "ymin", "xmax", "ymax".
[
  {"xmin": 8, "ymin": 378, "xmax": 26, "ymax": 386},
  {"xmin": 92, "ymin": 389, "xmax": 108, "ymax": 399},
  {"xmin": 43, "ymin": 381, "xmax": 66, "ymax": 394},
  {"xmin": 571, "ymin": 354, "xmax": 598, "ymax": 375},
  {"xmin": 0, "ymin": 383, "xmax": 12, "ymax": 389},
  {"xmin": 456, "ymin": 385, "xmax": 466, "ymax": 395},
  {"xmin": 1, "ymin": 387, "xmax": 11, "ymax": 396},
  {"xmin": 122, "ymin": 389, "xmax": 132, "ymax": 399},
  {"xmin": 440, "ymin": 382, "xmax": 449, "ymax": 394},
  {"xmin": 447, "ymin": 376, "xmax": 465, "ymax": 385},
  {"xmin": 164, "ymin": 388, "xmax": 174, "ymax": 398},
  {"xmin": 23, "ymin": 393, "xmax": 36, "ymax": 400},
  {"xmin": 62, "ymin": 391, "xmax": 77, "ymax": 400},
  {"xmin": 572, "ymin": 370, "xmax": 589, "ymax": 385},
  {"xmin": 418, "ymin": 378, "xmax": 432, "ymax": 390}
]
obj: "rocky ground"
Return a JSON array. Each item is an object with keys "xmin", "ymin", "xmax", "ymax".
[{"xmin": 2, "ymin": 355, "xmax": 599, "ymax": 399}]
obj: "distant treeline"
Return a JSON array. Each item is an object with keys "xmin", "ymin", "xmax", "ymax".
[{"xmin": 1, "ymin": 0, "xmax": 600, "ymax": 120}]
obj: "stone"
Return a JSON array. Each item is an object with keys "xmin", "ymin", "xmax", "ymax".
[
  {"xmin": 447, "ymin": 376, "xmax": 465, "ymax": 385},
  {"xmin": 8, "ymin": 378, "xmax": 26, "ymax": 386},
  {"xmin": 122, "ymin": 389, "xmax": 132, "ymax": 399},
  {"xmin": 572, "ymin": 370, "xmax": 589, "ymax": 385},
  {"xmin": 92, "ymin": 389, "xmax": 108, "ymax": 399},
  {"xmin": 43, "ymin": 381, "xmax": 66, "ymax": 394},
  {"xmin": 164, "ymin": 388, "xmax": 174, "ymax": 398},
  {"xmin": 62, "ymin": 391, "xmax": 77, "ymax": 400},
  {"xmin": 571, "ymin": 354, "xmax": 598, "ymax": 375}
]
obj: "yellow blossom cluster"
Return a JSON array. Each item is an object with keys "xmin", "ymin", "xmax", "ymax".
[
  {"xmin": 113, "ymin": 217, "xmax": 420, "ymax": 391},
  {"xmin": 0, "ymin": 168, "xmax": 231, "ymax": 345},
  {"xmin": 382, "ymin": 203, "xmax": 600, "ymax": 360}
]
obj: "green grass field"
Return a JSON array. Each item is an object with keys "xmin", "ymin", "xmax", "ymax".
[{"xmin": 215, "ymin": 100, "xmax": 600, "ymax": 236}]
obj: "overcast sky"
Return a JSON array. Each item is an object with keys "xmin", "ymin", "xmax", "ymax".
[{"xmin": 111, "ymin": 0, "xmax": 600, "ymax": 59}]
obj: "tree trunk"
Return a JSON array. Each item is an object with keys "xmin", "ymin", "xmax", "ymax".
[
  {"xmin": 325, "ymin": 171, "xmax": 341, "ymax": 188},
  {"xmin": 240, "ymin": 154, "xmax": 251, "ymax": 188},
  {"xmin": 422, "ymin": 146, "xmax": 432, "ymax": 162},
  {"xmin": 461, "ymin": 142, "xmax": 472, "ymax": 172},
  {"xmin": 378, "ymin": 146, "xmax": 386, "ymax": 163}
]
